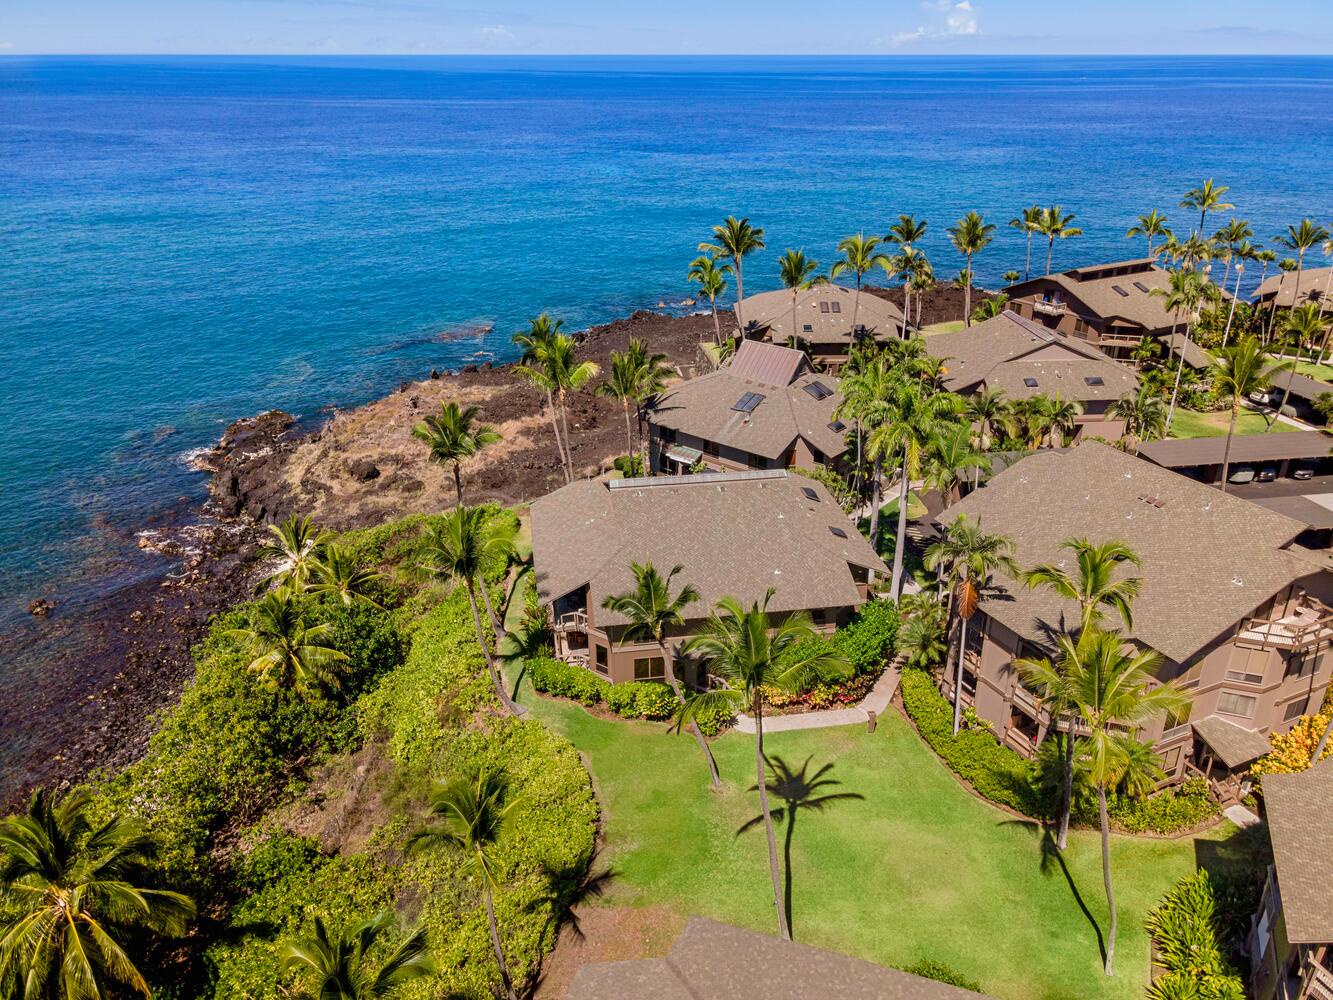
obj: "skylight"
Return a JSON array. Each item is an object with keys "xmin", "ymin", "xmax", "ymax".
[
  {"xmin": 828, "ymin": 420, "xmax": 846, "ymax": 433},
  {"xmin": 819, "ymin": 301, "xmax": 830, "ymax": 314},
  {"xmin": 1112, "ymin": 284, "xmax": 1130, "ymax": 297},
  {"xmin": 802, "ymin": 324, "xmax": 813, "ymax": 332},
  {"xmin": 1084, "ymin": 376, "xmax": 1105, "ymax": 386},
  {"xmin": 828, "ymin": 525, "xmax": 848, "ymax": 539},
  {"xmin": 732, "ymin": 392, "xmax": 766, "ymax": 413},
  {"xmin": 1024, "ymin": 377, "xmax": 1039, "ymax": 388},
  {"xmin": 830, "ymin": 301, "xmax": 842, "ymax": 313},
  {"xmin": 803, "ymin": 380, "xmax": 833, "ymax": 400},
  {"xmin": 1133, "ymin": 281, "xmax": 1151, "ymax": 293},
  {"xmin": 801, "ymin": 486, "xmax": 820, "ymax": 501}
]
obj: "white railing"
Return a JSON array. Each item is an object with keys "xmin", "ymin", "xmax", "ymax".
[
  {"xmin": 555, "ymin": 610, "xmax": 588, "ymax": 632},
  {"xmin": 1033, "ymin": 300, "xmax": 1067, "ymax": 316},
  {"xmin": 1307, "ymin": 963, "xmax": 1333, "ymax": 1000}
]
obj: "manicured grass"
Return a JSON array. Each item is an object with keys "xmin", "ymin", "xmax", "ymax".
[
  {"xmin": 1292, "ymin": 361, "xmax": 1333, "ymax": 382},
  {"xmin": 1167, "ymin": 408, "xmax": 1299, "ymax": 439},
  {"xmin": 517, "ymin": 681, "xmax": 1244, "ymax": 1000},
  {"xmin": 920, "ymin": 320, "xmax": 966, "ymax": 335}
]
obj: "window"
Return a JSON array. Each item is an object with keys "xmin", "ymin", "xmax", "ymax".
[
  {"xmin": 1074, "ymin": 318, "xmax": 1089, "ymax": 335},
  {"xmin": 658, "ymin": 426, "xmax": 677, "ymax": 444},
  {"xmin": 1159, "ymin": 745, "xmax": 1184, "ymax": 775},
  {"xmin": 732, "ymin": 391, "xmax": 766, "ymax": 413},
  {"xmin": 703, "ymin": 438, "xmax": 720, "ymax": 457},
  {"xmin": 1283, "ymin": 699, "xmax": 1307, "ymax": 722},
  {"xmin": 633, "ymin": 656, "xmax": 665, "ymax": 681},
  {"xmin": 1225, "ymin": 669, "xmax": 1265, "ymax": 685},
  {"xmin": 810, "ymin": 448, "xmax": 825, "ymax": 464},
  {"xmin": 802, "ymin": 323, "xmax": 813, "ymax": 332},
  {"xmin": 1023, "ymin": 377, "xmax": 1039, "ymax": 388},
  {"xmin": 1165, "ymin": 703, "xmax": 1192, "ymax": 730},
  {"xmin": 819, "ymin": 301, "xmax": 830, "ymax": 314},
  {"xmin": 828, "ymin": 420, "xmax": 846, "ymax": 433},
  {"xmin": 1084, "ymin": 376, "xmax": 1105, "ymax": 386},
  {"xmin": 594, "ymin": 645, "xmax": 609, "ymax": 675},
  {"xmin": 747, "ymin": 452, "xmax": 767, "ymax": 469},
  {"xmin": 1217, "ymin": 692, "xmax": 1257, "ymax": 718},
  {"xmin": 1112, "ymin": 284, "xmax": 1130, "ymax": 297},
  {"xmin": 830, "ymin": 301, "xmax": 842, "ymax": 313},
  {"xmin": 802, "ymin": 380, "xmax": 833, "ymax": 400},
  {"xmin": 1285, "ymin": 653, "xmax": 1316, "ymax": 679},
  {"xmin": 811, "ymin": 608, "xmax": 829, "ymax": 625},
  {"xmin": 801, "ymin": 486, "xmax": 820, "ymax": 501},
  {"xmin": 828, "ymin": 525, "xmax": 848, "ymax": 539}
]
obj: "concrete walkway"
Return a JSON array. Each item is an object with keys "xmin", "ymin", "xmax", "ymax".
[
  {"xmin": 732, "ymin": 660, "xmax": 902, "ymax": 734},
  {"xmin": 1223, "ymin": 803, "xmax": 1262, "ymax": 829}
]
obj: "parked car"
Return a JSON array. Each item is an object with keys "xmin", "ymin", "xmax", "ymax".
[
  {"xmin": 1292, "ymin": 462, "xmax": 1316, "ymax": 480},
  {"xmin": 1249, "ymin": 388, "xmax": 1275, "ymax": 405},
  {"xmin": 1229, "ymin": 466, "xmax": 1256, "ymax": 484},
  {"xmin": 1257, "ymin": 466, "xmax": 1278, "ymax": 483}
]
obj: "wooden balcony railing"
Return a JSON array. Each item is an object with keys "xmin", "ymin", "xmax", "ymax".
[
  {"xmin": 555, "ymin": 610, "xmax": 589, "ymax": 632},
  {"xmin": 1307, "ymin": 962, "xmax": 1333, "ymax": 1000},
  {"xmin": 1032, "ymin": 300, "xmax": 1067, "ymax": 316},
  {"xmin": 1238, "ymin": 600, "xmax": 1333, "ymax": 653}
]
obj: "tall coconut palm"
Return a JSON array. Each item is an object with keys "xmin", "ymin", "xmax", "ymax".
[
  {"xmin": 416, "ymin": 506, "xmax": 522, "ymax": 714},
  {"xmin": 281, "ymin": 912, "xmax": 434, "ymax": 1000},
  {"xmin": 1009, "ymin": 204, "xmax": 1044, "ymax": 280},
  {"xmin": 925, "ymin": 514, "xmax": 1018, "ymax": 734},
  {"xmin": 514, "ymin": 328, "xmax": 600, "ymax": 484},
  {"xmin": 308, "ymin": 544, "xmax": 382, "ymax": 608},
  {"xmin": 1220, "ymin": 240, "xmax": 1260, "ymax": 347},
  {"xmin": 512, "ymin": 313, "xmax": 573, "ymax": 481},
  {"xmin": 1056, "ymin": 628, "xmax": 1191, "ymax": 975},
  {"xmin": 412, "ymin": 401, "xmax": 502, "ymax": 508},
  {"xmin": 926, "ymin": 423, "xmax": 989, "ymax": 504},
  {"xmin": 699, "ymin": 217, "xmax": 766, "ymax": 334},
  {"xmin": 1180, "ymin": 179, "xmax": 1233, "ymax": 236},
  {"xmin": 1213, "ymin": 218, "xmax": 1253, "ymax": 293},
  {"xmin": 964, "ymin": 387, "xmax": 1009, "ymax": 458},
  {"xmin": 257, "ymin": 513, "xmax": 331, "ymax": 593},
  {"xmin": 1211, "ymin": 339, "xmax": 1293, "ymax": 482},
  {"xmin": 1270, "ymin": 304, "xmax": 1328, "ymax": 429},
  {"xmin": 1111, "ymin": 386, "xmax": 1167, "ymax": 455},
  {"xmin": 777, "ymin": 248, "xmax": 821, "ymax": 346},
  {"xmin": 1040, "ymin": 393, "xmax": 1084, "ymax": 447},
  {"xmin": 907, "ymin": 252, "xmax": 936, "ymax": 329},
  {"xmin": 1151, "ymin": 268, "xmax": 1211, "ymax": 431},
  {"xmin": 679, "ymin": 593, "xmax": 850, "ymax": 941},
  {"xmin": 836, "ymin": 352, "xmax": 895, "ymax": 520},
  {"xmin": 0, "ymin": 789, "xmax": 195, "ymax": 999},
  {"xmin": 887, "ymin": 215, "xmax": 928, "ymax": 322},
  {"xmin": 687, "ymin": 254, "xmax": 732, "ymax": 344},
  {"xmin": 597, "ymin": 337, "xmax": 670, "ymax": 470},
  {"xmin": 598, "ymin": 347, "xmax": 649, "ymax": 462},
  {"xmin": 1265, "ymin": 259, "xmax": 1300, "ymax": 343},
  {"xmin": 410, "ymin": 768, "xmax": 520, "ymax": 1000},
  {"xmin": 831, "ymin": 235, "xmax": 889, "ymax": 336},
  {"xmin": 1126, "ymin": 209, "xmax": 1172, "ymax": 257},
  {"xmin": 602, "ymin": 561, "xmax": 720, "ymax": 789},
  {"xmin": 227, "ymin": 588, "xmax": 349, "ymax": 698},
  {"xmin": 1275, "ymin": 219, "xmax": 1331, "ymax": 306},
  {"xmin": 1036, "ymin": 205, "xmax": 1083, "ymax": 275},
  {"xmin": 947, "ymin": 212, "xmax": 996, "ymax": 327}
]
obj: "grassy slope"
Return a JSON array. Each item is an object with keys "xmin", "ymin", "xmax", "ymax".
[
  {"xmin": 920, "ymin": 320, "xmax": 966, "ymax": 335},
  {"xmin": 1168, "ymin": 409, "xmax": 1299, "ymax": 439},
  {"xmin": 518, "ymin": 681, "xmax": 1240, "ymax": 1000}
]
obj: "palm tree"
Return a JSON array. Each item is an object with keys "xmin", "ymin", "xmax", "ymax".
[
  {"xmin": 1275, "ymin": 219, "xmax": 1330, "ymax": 306},
  {"xmin": 0, "ymin": 789, "xmax": 195, "ymax": 999},
  {"xmin": 1130, "ymin": 335, "xmax": 1160, "ymax": 372},
  {"xmin": 412, "ymin": 401, "xmax": 502, "ymax": 508},
  {"xmin": 1211, "ymin": 339, "xmax": 1293, "ymax": 483},
  {"xmin": 1037, "ymin": 205, "xmax": 1083, "ymax": 275},
  {"xmin": 1180, "ymin": 179, "xmax": 1233, "ymax": 236},
  {"xmin": 1265, "ymin": 259, "xmax": 1300, "ymax": 343},
  {"xmin": 896, "ymin": 592, "xmax": 949, "ymax": 668},
  {"xmin": 687, "ymin": 254, "xmax": 732, "ymax": 344},
  {"xmin": 513, "ymin": 313, "xmax": 572, "ymax": 481},
  {"xmin": 831, "ymin": 235, "xmax": 889, "ymax": 335},
  {"xmin": 699, "ymin": 217, "xmax": 766, "ymax": 334},
  {"xmin": 1213, "ymin": 218, "xmax": 1253, "ymax": 293},
  {"xmin": 597, "ymin": 337, "xmax": 670, "ymax": 470},
  {"xmin": 925, "ymin": 515, "xmax": 1018, "ymax": 734},
  {"xmin": 778, "ymin": 248, "xmax": 821, "ymax": 344},
  {"xmin": 598, "ymin": 347, "xmax": 648, "ymax": 461},
  {"xmin": 1013, "ymin": 649, "xmax": 1081, "ymax": 850},
  {"xmin": 1009, "ymin": 204, "xmax": 1044, "ymax": 280},
  {"xmin": 281, "ymin": 912, "xmax": 434, "ymax": 1000},
  {"xmin": 679, "ymin": 593, "xmax": 850, "ymax": 941},
  {"xmin": 1111, "ymin": 386, "xmax": 1167, "ymax": 455},
  {"xmin": 1041, "ymin": 393, "xmax": 1084, "ymax": 447},
  {"xmin": 1126, "ymin": 209, "xmax": 1172, "ymax": 257},
  {"xmin": 926, "ymin": 423, "xmax": 989, "ymax": 504},
  {"xmin": 602, "ymin": 562, "xmax": 720, "ymax": 789},
  {"xmin": 948, "ymin": 212, "xmax": 996, "ymax": 327},
  {"xmin": 227, "ymin": 588, "xmax": 349, "ymax": 697},
  {"xmin": 308, "ymin": 544, "xmax": 382, "ymax": 608},
  {"xmin": 257, "ymin": 513, "xmax": 331, "ymax": 592},
  {"xmin": 1220, "ymin": 239, "xmax": 1259, "ymax": 347},
  {"xmin": 971, "ymin": 294, "xmax": 1009, "ymax": 323},
  {"xmin": 965, "ymin": 387, "xmax": 1008, "ymax": 459},
  {"xmin": 514, "ymin": 326, "xmax": 600, "ymax": 484},
  {"xmin": 907, "ymin": 252, "xmax": 935, "ymax": 328},
  {"xmin": 1151, "ymin": 268, "xmax": 1211, "ymax": 431},
  {"xmin": 837, "ymin": 352, "xmax": 895, "ymax": 521},
  {"xmin": 1003, "ymin": 270, "xmax": 1020, "ymax": 284},
  {"xmin": 416, "ymin": 506, "xmax": 522, "ymax": 715},
  {"xmin": 1270, "ymin": 304, "xmax": 1328, "ymax": 428},
  {"xmin": 1056, "ymin": 628, "xmax": 1191, "ymax": 975},
  {"xmin": 410, "ymin": 768, "xmax": 520, "ymax": 1000},
  {"xmin": 887, "ymin": 215, "xmax": 928, "ymax": 321}
]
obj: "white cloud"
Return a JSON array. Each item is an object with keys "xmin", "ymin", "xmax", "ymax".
[
  {"xmin": 479, "ymin": 24, "xmax": 509, "ymax": 35},
  {"xmin": 0, "ymin": 41, "xmax": 14, "ymax": 50},
  {"xmin": 947, "ymin": 1, "xmax": 979, "ymax": 36},
  {"xmin": 881, "ymin": 1, "xmax": 979, "ymax": 46}
]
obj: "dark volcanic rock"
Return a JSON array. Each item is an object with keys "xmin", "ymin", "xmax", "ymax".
[{"xmin": 346, "ymin": 458, "xmax": 380, "ymax": 482}]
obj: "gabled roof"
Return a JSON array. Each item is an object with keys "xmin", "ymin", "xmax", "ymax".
[
  {"xmin": 531, "ymin": 471, "xmax": 885, "ymax": 626},
  {"xmin": 738, "ymin": 283, "xmax": 905, "ymax": 344},
  {"xmin": 924, "ymin": 310, "xmax": 1136, "ymax": 400},
  {"xmin": 1253, "ymin": 266, "xmax": 1333, "ymax": 309},
  {"xmin": 1192, "ymin": 716, "xmax": 1273, "ymax": 769},
  {"xmin": 1006, "ymin": 260, "xmax": 1182, "ymax": 333},
  {"xmin": 566, "ymin": 917, "xmax": 994, "ymax": 1000},
  {"xmin": 1275, "ymin": 371, "xmax": 1333, "ymax": 404},
  {"xmin": 647, "ymin": 347, "xmax": 848, "ymax": 461},
  {"xmin": 1139, "ymin": 430, "xmax": 1333, "ymax": 468},
  {"xmin": 934, "ymin": 443, "xmax": 1315, "ymax": 663},
  {"xmin": 1262, "ymin": 758, "xmax": 1333, "ymax": 943}
]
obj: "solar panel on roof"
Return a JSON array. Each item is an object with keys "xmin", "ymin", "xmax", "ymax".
[
  {"xmin": 1112, "ymin": 284, "xmax": 1130, "ymax": 297},
  {"xmin": 1084, "ymin": 376, "xmax": 1105, "ymax": 386},
  {"xmin": 802, "ymin": 381, "xmax": 833, "ymax": 400},
  {"xmin": 1024, "ymin": 377, "xmax": 1039, "ymax": 388},
  {"xmin": 801, "ymin": 486, "xmax": 820, "ymax": 501},
  {"xmin": 802, "ymin": 324, "xmax": 813, "ymax": 332},
  {"xmin": 732, "ymin": 391, "xmax": 766, "ymax": 413},
  {"xmin": 828, "ymin": 525, "xmax": 848, "ymax": 538},
  {"xmin": 828, "ymin": 420, "xmax": 846, "ymax": 433}
]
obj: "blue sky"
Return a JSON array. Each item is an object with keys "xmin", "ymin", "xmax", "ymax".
[{"xmin": 3, "ymin": 0, "xmax": 1332, "ymax": 55}]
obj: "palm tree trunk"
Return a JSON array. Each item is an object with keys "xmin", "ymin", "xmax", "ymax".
[
  {"xmin": 544, "ymin": 388, "xmax": 570, "ymax": 484},
  {"xmin": 467, "ymin": 582, "xmax": 521, "ymax": 716},
  {"xmin": 483, "ymin": 882, "xmax": 519, "ymax": 1000},
  {"xmin": 852, "ymin": 276, "xmax": 862, "ymax": 337},
  {"xmin": 1220, "ymin": 402, "xmax": 1240, "ymax": 491},
  {"xmin": 963, "ymin": 257, "xmax": 973, "ymax": 328},
  {"xmin": 754, "ymin": 698, "xmax": 791, "ymax": 941},
  {"xmin": 867, "ymin": 454, "xmax": 885, "ymax": 554},
  {"xmin": 1266, "ymin": 273, "xmax": 1288, "ymax": 343},
  {"xmin": 791, "ymin": 289, "xmax": 799, "ymax": 349},
  {"xmin": 889, "ymin": 462, "xmax": 910, "ymax": 601},
  {"xmin": 558, "ymin": 390, "xmax": 577, "ymax": 481},
  {"xmin": 637, "ymin": 403, "xmax": 650, "ymax": 478},
  {"xmin": 952, "ymin": 616, "xmax": 969, "ymax": 735},
  {"xmin": 734, "ymin": 259, "xmax": 746, "ymax": 335},
  {"xmin": 1025, "ymin": 231, "xmax": 1033, "ymax": 280},
  {"xmin": 659, "ymin": 639, "xmax": 721, "ymax": 790},
  {"xmin": 1164, "ymin": 316, "xmax": 1187, "ymax": 433},
  {"xmin": 1312, "ymin": 712, "xmax": 1332, "ymax": 765},
  {"xmin": 1221, "ymin": 267, "xmax": 1243, "ymax": 347},
  {"xmin": 711, "ymin": 296, "xmax": 722, "ymax": 345},
  {"xmin": 452, "ymin": 461, "xmax": 465, "ymax": 509},
  {"xmin": 622, "ymin": 400, "xmax": 635, "ymax": 460},
  {"xmin": 479, "ymin": 581, "xmax": 504, "ymax": 643},
  {"xmin": 1269, "ymin": 364, "xmax": 1299, "ymax": 432},
  {"xmin": 1099, "ymin": 786, "xmax": 1116, "ymax": 976},
  {"xmin": 1057, "ymin": 727, "xmax": 1075, "ymax": 851},
  {"xmin": 1046, "ymin": 237, "xmax": 1055, "ymax": 276}
]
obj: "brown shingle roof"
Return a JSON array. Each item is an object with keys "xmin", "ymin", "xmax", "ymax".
[
  {"xmin": 739, "ymin": 283, "xmax": 905, "ymax": 343},
  {"xmin": 1192, "ymin": 715, "xmax": 1274, "ymax": 769},
  {"xmin": 935, "ymin": 443, "xmax": 1313, "ymax": 663},
  {"xmin": 1138, "ymin": 430, "xmax": 1333, "ymax": 468},
  {"xmin": 647, "ymin": 354, "xmax": 848, "ymax": 462},
  {"xmin": 1253, "ymin": 266, "xmax": 1333, "ymax": 309},
  {"xmin": 531, "ymin": 470, "xmax": 885, "ymax": 626},
  {"xmin": 1275, "ymin": 371, "xmax": 1333, "ymax": 404},
  {"xmin": 1261, "ymin": 758, "xmax": 1333, "ymax": 943},
  {"xmin": 566, "ymin": 918, "xmax": 994, "ymax": 1000},
  {"xmin": 1007, "ymin": 260, "xmax": 1182, "ymax": 334}
]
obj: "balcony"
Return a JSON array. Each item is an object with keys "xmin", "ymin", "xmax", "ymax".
[
  {"xmin": 1032, "ymin": 300, "xmax": 1067, "ymax": 317},
  {"xmin": 1307, "ymin": 963, "xmax": 1333, "ymax": 1000},
  {"xmin": 555, "ymin": 609, "xmax": 589, "ymax": 633},
  {"xmin": 1238, "ymin": 600, "xmax": 1333, "ymax": 652}
]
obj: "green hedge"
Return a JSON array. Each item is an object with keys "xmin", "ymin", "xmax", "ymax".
[
  {"xmin": 898, "ymin": 668, "xmax": 1044, "ymax": 816},
  {"xmin": 899, "ymin": 959, "xmax": 983, "ymax": 993},
  {"xmin": 1145, "ymin": 871, "xmax": 1246, "ymax": 1000},
  {"xmin": 783, "ymin": 599, "xmax": 900, "ymax": 678},
  {"xmin": 1105, "ymin": 777, "xmax": 1217, "ymax": 835},
  {"xmin": 526, "ymin": 656, "xmax": 677, "ymax": 720}
]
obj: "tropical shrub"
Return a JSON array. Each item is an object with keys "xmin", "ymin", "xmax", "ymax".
[
  {"xmin": 526, "ymin": 656, "xmax": 676, "ymax": 721},
  {"xmin": 690, "ymin": 701, "xmax": 736, "ymax": 737},
  {"xmin": 1103, "ymin": 777, "xmax": 1216, "ymax": 835},
  {"xmin": 834, "ymin": 599, "xmax": 899, "ymax": 673},
  {"xmin": 900, "ymin": 959, "xmax": 983, "ymax": 993},
  {"xmin": 612, "ymin": 453, "xmax": 644, "ymax": 477},
  {"xmin": 788, "ymin": 464, "xmax": 859, "ymax": 513},
  {"xmin": 1145, "ymin": 871, "xmax": 1246, "ymax": 1000},
  {"xmin": 1250, "ymin": 691, "xmax": 1333, "ymax": 777}
]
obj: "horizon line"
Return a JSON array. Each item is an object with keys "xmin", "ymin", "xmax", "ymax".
[{"xmin": 7, "ymin": 51, "xmax": 1333, "ymax": 59}]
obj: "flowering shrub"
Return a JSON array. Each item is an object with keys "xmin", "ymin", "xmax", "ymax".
[{"xmin": 1250, "ymin": 692, "xmax": 1333, "ymax": 777}]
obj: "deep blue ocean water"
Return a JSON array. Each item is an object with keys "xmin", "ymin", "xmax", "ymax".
[{"xmin": 3, "ymin": 55, "xmax": 1333, "ymax": 634}]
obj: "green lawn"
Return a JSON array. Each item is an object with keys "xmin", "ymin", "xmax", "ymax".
[
  {"xmin": 516, "ymin": 679, "xmax": 1243, "ymax": 1000},
  {"xmin": 1292, "ymin": 361, "xmax": 1333, "ymax": 382},
  {"xmin": 920, "ymin": 320, "xmax": 966, "ymax": 335},
  {"xmin": 1168, "ymin": 409, "xmax": 1299, "ymax": 439}
]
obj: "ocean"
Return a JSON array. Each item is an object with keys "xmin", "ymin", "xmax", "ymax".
[{"xmin": 2, "ymin": 53, "xmax": 1332, "ymax": 646}]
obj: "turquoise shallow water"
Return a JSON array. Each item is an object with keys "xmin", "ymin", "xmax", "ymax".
[{"xmin": 2, "ymin": 54, "xmax": 1333, "ymax": 633}]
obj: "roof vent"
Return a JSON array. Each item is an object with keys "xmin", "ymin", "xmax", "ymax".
[{"xmin": 1232, "ymin": 576, "xmax": 1245, "ymax": 587}]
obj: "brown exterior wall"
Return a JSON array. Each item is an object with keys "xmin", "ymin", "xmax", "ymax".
[
  {"xmin": 1249, "ymin": 865, "xmax": 1333, "ymax": 1000},
  {"xmin": 648, "ymin": 425, "xmax": 838, "ymax": 476}
]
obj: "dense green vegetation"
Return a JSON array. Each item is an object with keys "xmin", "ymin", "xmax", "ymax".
[{"xmin": 1145, "ymin": 871, "xmax": 1247, "ymax": 1000}]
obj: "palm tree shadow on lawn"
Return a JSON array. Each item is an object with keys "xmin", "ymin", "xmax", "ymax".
[
  {"xmin": 1002, "ymin": 819, "xmax": 1107, "ymax": 965},
  {"xmin": 738, "ymin": 755, "xmax": 865, "ymax": 939}
]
